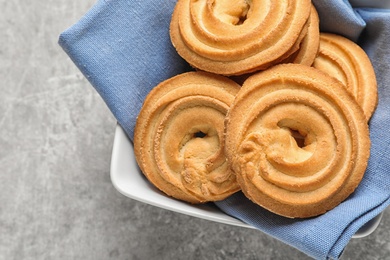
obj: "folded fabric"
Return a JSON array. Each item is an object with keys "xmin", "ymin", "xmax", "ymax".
[{"xmin": 58, "ymin": 1, "xmax": 390, "ymax": 259}]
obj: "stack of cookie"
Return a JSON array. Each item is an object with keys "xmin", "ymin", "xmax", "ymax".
[{"xmin": 134, "ymin": 0, "xmax": 378, "ymax": 218}]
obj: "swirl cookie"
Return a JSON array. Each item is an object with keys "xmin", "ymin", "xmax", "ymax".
[
  {"xmin": 313, "ymin": 33, "xmax": 378, "ymax": 120},
  {"xmin": 225, "ymin": 64, "xmax": 370, "ymax": 218},
  {"xmin": 134, "ymin": 71, "xmax": 240, "ymax": 203},
  {"xmin": 170, "ymin": 0, "xmax": 314, "ymax": 75}
]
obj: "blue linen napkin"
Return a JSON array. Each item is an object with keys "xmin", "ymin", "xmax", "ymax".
[{"xmin": 59, "ymin": 1, "xmax": 390, "ymax": 259}]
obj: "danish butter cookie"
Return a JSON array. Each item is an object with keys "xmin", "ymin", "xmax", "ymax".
[
  {"xmin": 225, "ymin": 64, "xmax": 370, "ymax": 218},
  {"xmin": 170, "ymin": 0, "xmax": 313, "ymax": 75},
  {"xmin": 134, "ymin": 71, "xmax": 240, "ymax": 203}
]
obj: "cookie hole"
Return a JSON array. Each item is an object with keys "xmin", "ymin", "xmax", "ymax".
[
  {"xmin": 193, "ymin": 131, "xmax": 207, "ymax": 138},
  {"xmin": 213, "ymin": 0, "xmax": 250, "ymax": 25},
  {"xmin": 289, "ymin": 129, "xmax": 306, "ymax": 148},
  {"xmin": 236, "ymin": 10, "xmax": 249, "ymax": 25}
]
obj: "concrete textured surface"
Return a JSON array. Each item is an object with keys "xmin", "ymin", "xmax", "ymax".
[{"xmin": 0, "ymin": 0, "xmax": 389, "ymax": 259}]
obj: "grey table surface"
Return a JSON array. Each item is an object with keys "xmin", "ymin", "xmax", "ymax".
[{"xmin": 1, "ymin": 0, "xmax": 389, "ymax": 259}]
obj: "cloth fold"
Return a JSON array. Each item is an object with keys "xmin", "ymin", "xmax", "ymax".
[{"xmin": 59, "ymin": 1, "xmax": 389, "ymax": 259}]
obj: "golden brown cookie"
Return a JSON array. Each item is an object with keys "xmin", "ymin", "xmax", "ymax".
[
  {"xmin": 134, "ymin": 71, "xmax": 240, "ymax": 203},
  {"xmin": 225, "ymin": 64, "xmax": 370, "ymax": 218},
  {"xmin": 170, "ymin": 0, "xmax": 312, "ymax": 75},
  {"xmin": 313, "ymin": 33, "xmax": 378, "ymax": 120}
]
